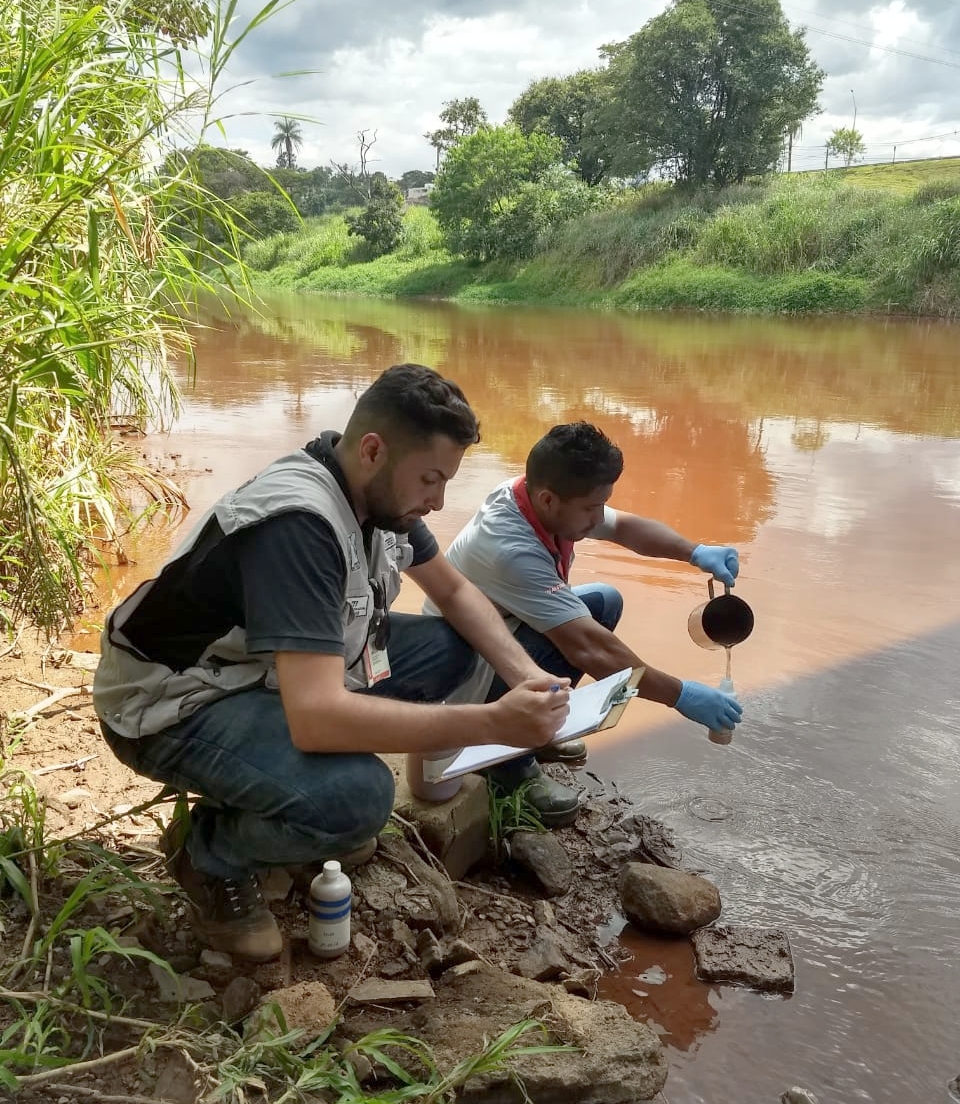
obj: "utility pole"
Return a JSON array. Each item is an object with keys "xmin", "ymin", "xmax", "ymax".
[
  {"xmin": 892, "ymin": 145, "xmax": 896, "ymax": 164},
  {"xmin": 851, "ymin": 89, "xmax": 857, "ymax": 132}
]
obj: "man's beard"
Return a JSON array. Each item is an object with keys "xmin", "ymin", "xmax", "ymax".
[{"xmin": 365, "ymin": 467, "xmax": 417, "ymax": 532}]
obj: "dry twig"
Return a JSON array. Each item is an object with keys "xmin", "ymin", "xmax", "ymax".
[
  {"xmin": 33, "ymin": 1086, "xmax": 173, "ymax": 1104},
  {"xmin": 35, "ymin": 754, "xmax": 99, "ymax": 776},
  {"xmin": 14, "ymin": 1045, "xmax": 140, "ymax": 1086}
]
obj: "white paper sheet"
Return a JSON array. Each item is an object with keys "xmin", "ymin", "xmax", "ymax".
[{"xmin": 431, "ymin": 667, "xmax": 634, "ymax": 781}]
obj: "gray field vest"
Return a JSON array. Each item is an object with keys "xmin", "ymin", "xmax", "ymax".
[{"xmin": 93, "ymin": 449, "xmax": 412, "ymax": 740}]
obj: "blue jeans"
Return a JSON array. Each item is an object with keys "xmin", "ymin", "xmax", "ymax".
[
  {"xmin": 484, "ymin": 583, "xmax": 624, "ymax": 772},
  {"xmin": 102, "ymin": 614, "xmax": 475, "ymax": 880}
]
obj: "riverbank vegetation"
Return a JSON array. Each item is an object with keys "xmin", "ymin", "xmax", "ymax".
[
  {"xmin": 0, "ymin": 0, "xmax": 274, "ymax": 633},
  {"xmin": 244, "ymin": 164, "xmax": 960, "ymax": 318}
]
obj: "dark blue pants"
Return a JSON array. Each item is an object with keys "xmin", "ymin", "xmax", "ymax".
[
  {"xmin": 102, "ymin": 614, "xmax": 475, "ymax": 880},
  {"xmin": 484, "ymin": 583, "xmax": 624, "ymax": 770}
]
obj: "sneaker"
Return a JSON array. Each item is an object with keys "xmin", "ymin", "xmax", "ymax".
[
  {"xmin": 486, "ymin": 760, "xmax": 580, "ymax": 828},
  {"xmin": 160, "ymin": 824, "xmax": 283, "ymax": 962},
  {"xmin": 536, "ymin": 738, "xmax": 588, "ymax": 764}
]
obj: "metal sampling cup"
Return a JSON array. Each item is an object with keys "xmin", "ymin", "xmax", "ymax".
[{"xmin": 688, "ymin": 579, "xmax": 754, "ymax": 650}]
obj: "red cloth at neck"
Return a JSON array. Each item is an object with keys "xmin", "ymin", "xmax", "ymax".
[{"xmin": 512, "ymin": 476, "xmax": 574, "ymax": 583}]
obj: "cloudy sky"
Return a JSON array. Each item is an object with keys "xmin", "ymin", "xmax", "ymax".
[{"xmin": 211, "ymin": 0, "xmax": 960, "ymax": 177}]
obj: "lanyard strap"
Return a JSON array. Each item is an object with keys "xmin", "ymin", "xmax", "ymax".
[{"xmin": 511, "ymin": 476, "xmax": 574, "ymax": 583}]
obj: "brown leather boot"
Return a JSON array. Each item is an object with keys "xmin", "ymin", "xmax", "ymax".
[{"xmin": 161, "ymin": 826, "xmax": 283, "ymax": 962}]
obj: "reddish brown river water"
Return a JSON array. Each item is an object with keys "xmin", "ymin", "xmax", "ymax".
[{"xmin": 80, "ymin": 294, "xmax": 960, "ymax": 1104}]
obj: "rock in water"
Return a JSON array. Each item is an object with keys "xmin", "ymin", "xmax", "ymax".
[
  {"xmin": 617, "ymin": 862, "xmax": 721, "ymax": 934},
  {"xmin": 781, "ymin": 1088, "xmax": 820, "ymax": 1104},
  {"xmin": 692, "ymin": 925, "xmax": 795, "ymax": 993}
]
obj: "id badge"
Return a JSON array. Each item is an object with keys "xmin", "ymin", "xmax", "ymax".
[{"xmin": 362, "ymin": 641, "xmax": 391, "ymax": 687}]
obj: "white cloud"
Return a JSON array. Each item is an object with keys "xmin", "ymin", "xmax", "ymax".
[{"xmin": 203, "ymin": 0, "xmax": 960, "ymax": 177}]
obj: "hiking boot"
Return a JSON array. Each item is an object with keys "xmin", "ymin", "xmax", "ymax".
[
  {"xmin": 486, "ymin": 760, "xmax": 580, "ymax": 828},
  {"xmin": 287, "ymin": 837, "xmax": 379, "ymax": 892},
  {"xmin": 160, "ymin": 824, "xmax": 283, "ymax": 962},
  {"xmin": 536, "ymin": 737, "xmax": 588, "ymax": 764}
]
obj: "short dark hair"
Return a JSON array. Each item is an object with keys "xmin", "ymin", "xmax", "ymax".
[
  {"xmin": 343, "ymin": 364, "xmax": 480, "ymax": 452},
  {"xmin": 526, "ymin": 423, "xmax": 623, "ymax": 499}
]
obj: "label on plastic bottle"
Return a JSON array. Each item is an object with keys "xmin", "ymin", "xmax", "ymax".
[{"xmin": 308, "ymin": 889, "xmax": 351, "ymax": 956}]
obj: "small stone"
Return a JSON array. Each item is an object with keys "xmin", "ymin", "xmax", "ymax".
[
  {"xmin": 509, "ymin": 831, "xmax": 574, "ymax": 898},
  {"xmin": 148, "ymin": 962, "xmax": 215, "ymax": 1003},
  {"xmin": 380, "ymin": 959, "xmax": 408, "ymax": 978},
  {"xmin": 515, "ymin": 934, "xmax": 570, "ymax": 982},
  {"xmin": 112, "ymin": 803, "xmax": 134, "ymax": 816},
  {"xmin": 348, "ymin": 978, "xmax": 435, "ymax": 1004},
  {"xmin": 59, "ymin": 787, "xmax": 91, "ymax": 809},
  {"xmin": 345, "ymin": 1051, "xmax": 374, "ymax": 1083},
  {"xmin": 533, "ymin": 900, "xmax": 555, "ymax": 927},
  {"xmin": 781, "ymin": 1088, "xmax": 820, "ymax": 1104},
  {"xmin": 222, "ymin": 976, "xmax": 261, "ymax": 1024},
  {"xmin": 200, "ymin": 949, "xmax": 233, "ymax": 972},
  {"xmin": 390, "ymin": 919, "xmax": 417, "ymax": 951},
  {"xmin": 353, "ymin": 932, "xmax": 377, "ymax": 960},
  {"xmin": 443, "ymin": 959, "xmax": 483, "ymax": 978}
]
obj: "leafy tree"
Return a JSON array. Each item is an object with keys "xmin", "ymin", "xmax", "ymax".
[
  {"xmin": 271, "ymin": 166, "xmax": 333, "ymax": 216},
  {"xmin": 429, "ymin": 125, "xmax": 563, "ymax": 260},
  {"xmin": 271, "ymin": 116, "xmax": 303, "ymax": 169},
  {"xmin": 398, "ymin": 169, "xmax": 435, "ymax": 193},
  {"xmin": 604, "ymin": 0, "xmax": 823, "ymax": 187},
  {"xmin": 825, "ymin": 127, "xmax": 865, "ymax": 168},
  {"xmin": 162, "ymin": 145, "xmax": 267, "ymax": 200},
  {"xmin": 345, "ymin": 176, "xmax": 405, "ymax": 256},
  {"xmin": 232, "ymin": 190, "xmax": 299, "ymax": 238},
  {"xmin": 508, "ymin": 70, "xmax": 612, "ymax": 185},
  {"xmin": 425, "ymin": 97, "xmax": 488, "ymax": 169}
]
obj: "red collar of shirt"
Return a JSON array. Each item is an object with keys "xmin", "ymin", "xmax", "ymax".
[{"xmin": 511, "ymin": 476, "xmax": 574, "ymax": 583}]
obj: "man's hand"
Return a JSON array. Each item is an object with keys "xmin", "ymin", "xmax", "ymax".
[
  {"xmin": 492, "ymin": 676, "xmax": 571, "ymax": 748},
  {"xmin": 690, "ymin": 544, "xmax": 739, "ymax": 587},
  {"xmin": 674, "ymin": 680, "xmax": 743, "ymax": 731}
]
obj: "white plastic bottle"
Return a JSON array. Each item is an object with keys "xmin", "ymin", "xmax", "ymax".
[
  {"xmin": 708, "ymin": 676, "xmax": 736, "ymax": 745},
  {"xmin": 308, "ymin": 860, "xmax": 352, "ymax": 959}
]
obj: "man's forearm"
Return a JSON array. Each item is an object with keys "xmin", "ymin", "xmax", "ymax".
[
  {"xmin": 287, "ymin": 688, "xmax": 500, "ymax": 754},
  {"xmin": 614, "ymin": 514, "xmax": 696, "ymax": 562},
  {"xmin": 433, "ymin": 577, "xmax": 543, "ymax": 687}
]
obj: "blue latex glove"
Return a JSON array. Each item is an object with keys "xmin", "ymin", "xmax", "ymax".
[
  {"xmin": 675, "ymin": 681, "xmax": 743, "ymax": 731},
  {"xmin": 690, "ymin": 544, "xmax": 739, "ymax": 587}
]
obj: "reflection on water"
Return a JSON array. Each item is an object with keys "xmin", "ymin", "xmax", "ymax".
[{"xmin": 82, "ymin": 293, "xmax": 960, "ymax": 1104}]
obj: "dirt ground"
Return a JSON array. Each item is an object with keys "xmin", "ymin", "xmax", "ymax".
[{"xmin": 0, "ymin": 629, "xmax": 677, "ymax": 1102}]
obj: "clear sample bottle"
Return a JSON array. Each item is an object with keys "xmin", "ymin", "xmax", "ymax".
[
  {"xmin": 308, "ymin": 860, "xmax": 352, "ymax": 959},
  {"xmin": 708, "ymin": 675, "xmax": 736, "ymax": 745}
]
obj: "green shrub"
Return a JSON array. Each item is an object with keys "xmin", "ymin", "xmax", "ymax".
[
  {"xmin": 345, "ymin": 177, "xmax": 405, "ymax": 257},
  {"xmin": 232, "ymin": 190, "xmax": 299, "ymax": 239}
]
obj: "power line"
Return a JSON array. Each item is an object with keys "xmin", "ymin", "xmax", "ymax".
[
  {"xmin": 708, "ymin": 0, "xmax": 960, "ymax": 72},
  {"xmin": 780, "ymin": 1, "xmax": 960, "ymax": 61}
]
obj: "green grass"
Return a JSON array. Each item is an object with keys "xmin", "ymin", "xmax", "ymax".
[
  {"xmin": 821, "ymin": 155, "xmax": 960, "ymax": 195},
  {"xmin": 246, "ymin": 167, "xmax": 960, "ymax": 317}
]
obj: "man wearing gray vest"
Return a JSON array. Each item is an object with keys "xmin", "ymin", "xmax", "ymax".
[
  {"xmin": 437, "ymin": 422, "xmax": 743, "ymax": 804},
  {"xmin": 94, "ymin": 365, "xmax": 571, "ymax": 961}
]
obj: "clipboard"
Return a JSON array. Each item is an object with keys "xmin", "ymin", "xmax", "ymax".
[{"xmin": 424, "ymin": 665, "xmax": 646, "ymax": 783}]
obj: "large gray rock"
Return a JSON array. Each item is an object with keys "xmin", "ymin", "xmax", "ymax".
[
  {"xmin": 692, "ymin": 925, "xmax": 795, "ymax": 993},
  {"xmin": 509, "ymin": 830, "xmax": 574, "ymax": 898},
  {"xmin": 514, "ymin": 934, "xmax": 570, "ymax": 981},
  {"xmin": 347, "ymin": 962, "xmax": 667, "ymax": 1103},
  {"xmin": 618, "ymin": 862, "xmax": 721, "ymax": 935}
]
